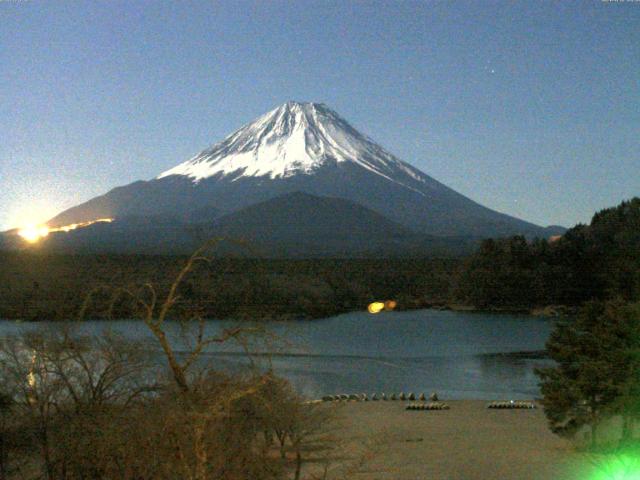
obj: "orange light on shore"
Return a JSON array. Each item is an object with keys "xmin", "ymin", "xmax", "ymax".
[
  {"xmin": 17, "ymin": 218, "xmax": 114, "ymax": 244},
  {"xmin": 367, "ymin": 300, "xmax": 398, "ymax": 314},
  {"xmin": 384, "ymin": 300, "xmax": 398, "ymax": 311}
]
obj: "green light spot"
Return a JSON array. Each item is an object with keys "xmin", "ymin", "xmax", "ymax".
[{"xmin": 589, "ymin": 453, "xmax": 640, "ymax": 480}]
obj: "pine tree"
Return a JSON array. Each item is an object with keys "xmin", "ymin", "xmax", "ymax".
[
  {"xmin": 535, "ymin": 300, "xmax": 640, "ymax": 448},
  {"xmin": 608, "ymin": 302, "xmax": 640, "ymax": 446}
]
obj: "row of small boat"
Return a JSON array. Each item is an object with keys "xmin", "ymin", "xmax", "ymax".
[
  {"xmin": 487, "ymin": 401, "xmax": 536, "ymax": 409},
  {"xmin": 321, "ymin": 392, "xmax": 437, "ymax": 402},
  {"xmin": 406, "ymin": 402, "xmax": 450, "ymax": 411},
  {"xmin": 319, "ymin": 395, "xmax": 536, "ymax": 410}
]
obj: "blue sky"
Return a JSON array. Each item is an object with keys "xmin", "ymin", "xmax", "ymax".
[{"xmin": 1, "ymin": 0, "xmax": 639, "ymax": 230}]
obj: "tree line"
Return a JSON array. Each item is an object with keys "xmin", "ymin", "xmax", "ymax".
[
  {"xmin": 0, "ymin": 255, "xmax": 458, "ymax": 321},
  {"xmin": 1, "ymin": 197, "xmax": 638, "ymax": 321},
  {"xmin": 456, "ymin": 197, "xmax": 640, "ymax": 310}
]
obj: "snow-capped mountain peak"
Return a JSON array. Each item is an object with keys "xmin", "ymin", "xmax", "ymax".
[
  {"xmin": 157, "ymin": 101, "xmax": 424, "ymax": 186},
  {"xmin": 46, "ymin": 101, "xmax": 556, "ymax": 240}
]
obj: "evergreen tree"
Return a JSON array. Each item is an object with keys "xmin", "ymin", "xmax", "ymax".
[
  {"xmin": 608, "ymin": 302, "xmax": 640, "ymax": 445},
  {"xmin": 536, "ymin": 300, "xmax": 640, "ymax": 447}
]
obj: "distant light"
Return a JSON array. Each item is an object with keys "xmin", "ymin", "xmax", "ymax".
[
  {"xmin": 384, "ymin": 300, "xmax": 398, "ymax": 311},
  {"xmin": 17, "ymin": 218, "xmax": 114, "ymax": 244},
  {"xmin": 27, "ymin": 371, "xmax": 36, "ymax": 388},
  {"xmin": 368, "ymin": 300, "xmax": 398, "ymax": 314},
  {"xmin": 368, "ymin": 302, "xmax": 385, "ymax": 314},
  {"xmin": 27, "ymin": 352, "xmax": 37, "ymax": 388}
]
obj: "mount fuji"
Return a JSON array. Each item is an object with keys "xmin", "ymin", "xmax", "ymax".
[{"xmin": 40, "ymin": 101, "xmax": 562, "ymax": 254}]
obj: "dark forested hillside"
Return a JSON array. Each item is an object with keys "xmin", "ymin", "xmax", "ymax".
[
  {"xmin": 0, "ymin": 193, "xmax": 478, "ymax": 257},
  {"xmin": 0, "ymin": 254, "xmax": 458, "ymax": 321},
  {"xmin": 2, "ymin": 198, "xmax": 637, "ymax": 321},
  {"xmin": 456, "ymin": 198, "xmax": 640, "ymax": 309}
]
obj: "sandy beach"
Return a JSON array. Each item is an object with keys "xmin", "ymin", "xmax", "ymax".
[{"xmin": 323, "ymin": 400, "xmax": 594, "ymax": 480}]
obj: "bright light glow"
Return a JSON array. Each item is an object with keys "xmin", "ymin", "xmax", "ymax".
[
  {"xmin": 17, "ymin": 218, "xmax": 114, "ymax": 244},
  {"xmin": 368, "ymin": 302, "xmax": 385, "ymax": 314},
  {"xmin": 18, "ymin": 225, "xmax": 50, "ymax": 243},
  {"xmin": 588, "ymin": 452, "xmax": 640, "ymax": 479},
  {"xmin": 27, "ymin": 371, "xmax": 36, "ymax": 388}
]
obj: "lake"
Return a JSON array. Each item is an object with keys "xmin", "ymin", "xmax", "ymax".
[{"xmin": 0, "ymin": 309, "xmax": 556, "ymax": 400}]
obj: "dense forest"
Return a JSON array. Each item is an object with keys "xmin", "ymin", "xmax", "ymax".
[
  {"xmin": 456, "ymin": 197, "xmax": 640, "ymax": 310},
  {"xmin": 0, "ymin": 197, "xmax": 637, "ymax": 321},
  {"xmin": 0, "ymin": 255, "xmax": 458, "ymax": 321}
]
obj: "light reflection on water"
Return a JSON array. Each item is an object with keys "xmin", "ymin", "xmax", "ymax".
[{"xmin": 0, "ymin": 309, "xmax": 556, "ymax": 400}]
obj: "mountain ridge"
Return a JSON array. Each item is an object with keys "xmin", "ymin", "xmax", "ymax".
[{"xmin": 47, "ymin": 101, "xmax": 564, "ymax": 240}]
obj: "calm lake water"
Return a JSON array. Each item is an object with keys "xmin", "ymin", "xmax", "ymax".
[{"xmin": 0, "ymin": 309, "xmax": 556, "ymax": 400}]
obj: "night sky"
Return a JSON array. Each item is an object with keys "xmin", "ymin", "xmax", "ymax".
[{"xmin": 2, "ymin": 0, "xmax": 639, "ymax": 230}]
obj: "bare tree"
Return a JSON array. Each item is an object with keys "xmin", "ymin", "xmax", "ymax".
[
  {"xmin": 79, "ymin": 238, "xmax": 266, "ymax": 393},
  {"xmin": 74, "ymin": 239, "xmax": 297, "ymax": 480},
  {"xmin": 0, "ymin": 326, "xmax": 157, "ymax": 479}
]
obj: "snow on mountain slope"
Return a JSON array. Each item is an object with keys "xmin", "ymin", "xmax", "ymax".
[
  {"xmin": 157, "ymin": 101, "xmax": 426, "ymax": 194},
  {"xmin": 46, "ymin": 100, "xmax": 563, "ymax": 240}
]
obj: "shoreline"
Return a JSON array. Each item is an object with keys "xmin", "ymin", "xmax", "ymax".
[
  {"xmin": 0, "ymin": 302, "xmax": 575, "ymax": 322},
  {"xmin": 402, "ymin": 301, "xmax": 577, "ymax": 318}
]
